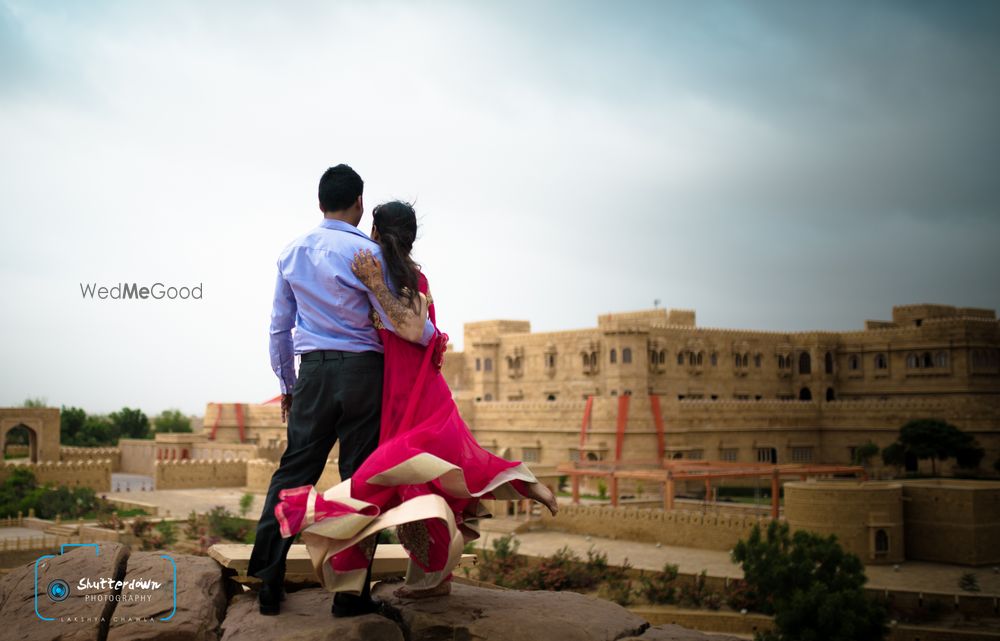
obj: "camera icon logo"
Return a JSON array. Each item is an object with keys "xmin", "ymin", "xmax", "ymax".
[{"xmin": 46, "ymin": 579, "xmax": 70, "ymax": 602}]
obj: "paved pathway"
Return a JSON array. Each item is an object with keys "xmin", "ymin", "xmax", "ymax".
[
  {"xmin": 474, "ymin": 525, "xmax": 1000, "ymax": 596},
  {"xmin": 105, "ymin": 488, "xmax": 267, "ymax": 518}
]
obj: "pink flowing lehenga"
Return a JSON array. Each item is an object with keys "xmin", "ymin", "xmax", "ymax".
[{"xmin": 274, "ymin": 272, "xmax": 541, "ymax": 594}]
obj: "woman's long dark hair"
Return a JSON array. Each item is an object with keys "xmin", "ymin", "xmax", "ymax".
[{"xmin": 372, "ymin": 200, "xmax": 420, "ymax": 309}]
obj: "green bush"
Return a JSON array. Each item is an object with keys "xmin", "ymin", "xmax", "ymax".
[
  {"xmin": 733, "ymin": 521, "xmax": 887, "ymax": 641},
  {"xmin": 639, "ymin": 563, "xmax": 679, "ymax": 604}
]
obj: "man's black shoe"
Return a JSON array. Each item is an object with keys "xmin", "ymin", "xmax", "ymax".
[
  {"xmin": 258, "ymin": 581, "xmax": 285, "ymax": 616},
  {"xmin": 331, "ymin": 593, "xmax": 381, "ymax": 618}
]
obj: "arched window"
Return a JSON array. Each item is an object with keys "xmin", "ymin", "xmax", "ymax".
[
  {"xmin": 590, "ymin": 352, "xmax": 598, "ymax": 368},
  {"xmin": 935, "ymin": 351, "xmax": 949, "ymax": 368},
  {"xmin": 799, "ymin": 352, "xmax": 812, "ymax": 375},
  {"xmin": 743, "ymin": 353, "xmax": 750, "ymax": 368},
  {"xmin": 778, "ymin": 355, "xmax": 786, "ymax": 369},
  {"xmin": 546, "ymin": 394, "xmax": 556, "ymax": 401},
  {"xmin": 711, "ymin": 352, "xmax": 718, "ymax": 366},
  {"xmin": 824, "ymin": 352, "xmax": 834, "ymax": 374},
  {"xmin": 875, "ymin": 353, "xmax": 887, "ymax": 369},
  {"xmin": 484, "ymin": 358, "xmax": 493, "ymax": 372},
  {"xmin": 734, "ymin": 353, "xmax": 741, "ymax": 367},
  {"xmin": 610, "ymin": 348, "xmax": 617, "ymax": 364},
  {"xmin": 659, "ymin": 350, "xmax": 666, "ymax": 364},
  {"xmin": 677, "ymin": 352, "xmax": 685, "ymax": 365},
  {"xmin": 623, "ymin": 348, "xmax": 633, "ymax": 364},
  {"xmin": 688, "ymin": 352, "xmax": 696, "ymax": 366},
  {"xmin": 754, "ymin": 353, "xmax": 762, "ymax": 368},
  {"xmin": 484, "ymin": 393, "xmax": 493, "ymax": 401},
  {"xmin": 825, "ymin": 387, "xmax": 835, "ymax": 401},
  {"xmin": 907, "ymin": 353, "xmax": 918, "ymax": 368},
  {"xmin": 649, "ymin": 350, "xmax": 657, "ymax": 365},
  {"xmin": 799, "ymin": 387, "xmax": 812, "ymax": 401},
  {"xmin": 475, "ymin": 358, "xmax": 481, "ymax": 372},
  {"xmin": 875, "ymin": 529, "xmax": 889, "ymax": 555},
  {"xmin": 922, "ymin": 352, "xmax": 933, "ymax": 368},
  {"xmin": 848, "ymin": 355, "xmax": 860, "ymax": 371},
  {"xmin": 694, "ymin": 351, "xmax": 701, "ymax": 366},
  {"xmin": 582, "ymin": 354, "xmax": 589, "ymax": 368}
]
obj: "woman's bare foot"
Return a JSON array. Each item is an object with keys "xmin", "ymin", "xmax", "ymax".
[
  {"xmin": 526, "ymin": 482, "xmax": 559, "ymax": 516},
  {"xmin": 393, "ymin": 579, "xmax": 452, "ymax": 599}
]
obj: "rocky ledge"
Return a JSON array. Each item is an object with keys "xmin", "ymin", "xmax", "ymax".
[{"xmin": 0, "ymin": 545, "xmax": 740, "ymax": 641}]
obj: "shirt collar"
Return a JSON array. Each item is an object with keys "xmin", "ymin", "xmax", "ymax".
[{"xmin": 319, "ymin": 217, "xmax": 372, "ymax": 241}]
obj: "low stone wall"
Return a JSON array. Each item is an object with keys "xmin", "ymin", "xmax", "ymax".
[
  {"xmin": 536, "ymin": 503, "xmax": 769, "ymax": 550},
  {"xmin": 154, "ymin": 459, "xmax": 247, "ymax": 489},
  {"xmin": 0, "ymin": 459, "xmax": 112, "ymax": 491},
  {"xmin": 245, "ymin": 458, "xmax": 341, "ymax": 493},
  {"xmin": 60, "ymin": 446, "xmax": 121, "ymax": 471},
  {"xmin": 105, "ymin": 496, "xmax": 159, "ymax": 516}
]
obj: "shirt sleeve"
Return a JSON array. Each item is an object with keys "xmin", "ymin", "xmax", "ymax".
[{"xmin": 269, "ymin": 262, "xmax": 297, "ymax": 393}]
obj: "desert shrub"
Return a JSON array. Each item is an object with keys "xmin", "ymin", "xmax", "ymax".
[{"xmin": 639, "ymin": 563, "xmax": 679, "ymax": 604}]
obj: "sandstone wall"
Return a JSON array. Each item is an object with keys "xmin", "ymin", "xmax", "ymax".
[
  {"xmin": 535, "ymin": 503, "xmax": 768, "ymax": 550},
  {"xmin": 0, "ymin": 459, "xmax": 112, "ymax": 491},
  {"xmin": 60, "ymin": 445, "xmax": 121, "ymax": 471},
  {"xmin": 900, "ymin": 479, "xmax": 1000, "ymax": 565},
  {"xmin": 154, "ymin": 459, "xmax": 247, "ymax": 489}
]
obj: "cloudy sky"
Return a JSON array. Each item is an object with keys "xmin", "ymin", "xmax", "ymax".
[{"xmin": 1, "ymin": 1, "xmax": 997, "ymax": 416}]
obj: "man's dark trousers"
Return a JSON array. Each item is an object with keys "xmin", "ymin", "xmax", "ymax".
[{"xmin": 248, "ymin": 349, "xmax": 384, "ymax": 605}]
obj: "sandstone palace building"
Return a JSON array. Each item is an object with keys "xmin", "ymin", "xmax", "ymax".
[{"xmin": 438, "ymin": 304, "xmax": 1000, "ymax": 478}]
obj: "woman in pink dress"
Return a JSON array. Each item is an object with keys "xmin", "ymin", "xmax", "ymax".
[{"xmin": 274, "ymin": 201, "xmax": 558, "ymax": 599}]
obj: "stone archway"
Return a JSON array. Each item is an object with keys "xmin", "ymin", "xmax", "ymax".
[
  {"xmin": 2, "ymin": 423, "xmax": 38, "ymax": 462},
  {"xmin": 0, "ymin": 407, "xmax": 61, "ymax": 462}
]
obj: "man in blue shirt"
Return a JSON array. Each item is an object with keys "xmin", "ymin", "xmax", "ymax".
[{"xmin": 248, "ymin": 164, "xmax": 434, "ymax": 617}]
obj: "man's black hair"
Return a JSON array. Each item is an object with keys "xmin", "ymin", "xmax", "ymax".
[{"xmin": 318, "ymin": 164, "xmax": 364, "ymax": 212}]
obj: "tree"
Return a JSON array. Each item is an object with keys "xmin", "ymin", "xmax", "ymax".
[
  {"xmin": 732, "ymin": 521, "xmax": 887, "ymax": 641},
  {"xmin": 74, "ymin": 416, "xmax": 118, "ymax": 447},
  {"xmin": 155, "ymin": 409, "xmax": 192, "ymax": 433},
  {"xmin": 852, "ymin": 441, "xmax": 880, "ymax": 474},
  {"xmin": 23, "ymin": 397, "xmax": 47, "ymax": 408},
  {"xmin": 892, "ymin": 419, "xmax": 985, "ymax": 476},
  {"xmin": 60, "ymin": 406, "xmax": 87, "ymax": 445},
  {"xmin": 110, "ymin": 407, "xmax": 151, "ymax": 440}
]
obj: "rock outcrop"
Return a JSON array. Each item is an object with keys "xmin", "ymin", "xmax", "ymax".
[{"xmin": 0, "ymin": 545, "xmax": 740, "ymax": 641}]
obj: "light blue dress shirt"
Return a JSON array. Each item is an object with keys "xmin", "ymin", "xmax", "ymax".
[{"xmin": 269, "ymin": 218, "xmax": 435, "ymax": 394}]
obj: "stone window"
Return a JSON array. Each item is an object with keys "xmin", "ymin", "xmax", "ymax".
[
  {"xmin": 874, "ymin": 353, "xmax": 888, "ymax": 369},
  {"xmin": 777, "ymin": 355, "xmax": 786, "ymax": 369},
  {"xmin": 799, "ymin": 387, "xmax": 812, "ymax": 401},
  {"xmin": 921, "ymin": 352, "xmax": 933, "ymax": 368},
  {"xmin": 659, "ymin": 349, "xmax": 666, "ymax": 364},
  {"xmin": 935, "ymin": 351, "xmax": 949, "ymax": 368},
  {"xmin": 711, "ymin": 352, "xmax": 718, "ymax": 366},
  {"xmin": 791, "ymin": 446, "xmax": 813, "ymax": 463},
  {"xmin": 623, "ymin": 348, "xmax": 633, "ymax": 364},
  {"xmin": 688, "ymin": 449, "xmax": 704, "ymax": 460},
  {"xmin": 521, "ymin": 447, "xmax": 540, "ymax": 463},
  {"xmin": 546, "ymin": 394, "xmax": 557, "ymax": 401},
  {"xmin": 874, "ymin": 529, "xmax": 889, "ymax": 556},
  {"xmin": 569, "ymin": 448, "xmax": 581, "ymax": 462},
  {"xmin": 799, "ymin": 352, "xmax": 811, "ymax": 375},
  {"xmin": 677, "ymin": 352, "xmax": 685, "ymax": 365},
  {"xmin": 475, "ymin": 358, "xmax": 481, "ymax": 371},
  {"xmin": 754, "ymin": 353, "xmax": 762, "ymax": 368},
  {"xmin": 610, "ymin": 348, "xmax": 617, "ymax": 364},
  {"xmin": 719, "ymin": 448, "xmax": 738, "ymax": 462},
  {"xmin": 484, "ymin": 393, "xmax": 493, "ymax": 401},
  {"xmin": 825, "ymin": 351, "xmax": 834, "ymax": 374},
  {"xmin": 848, "ymin": 355, "xmax": 860, "ymax": 370},
  {"xmin": 756, "ymin": 447, "xmax": 777, "ymax": 463},
  {"xmin": 907, "ymin": 353, "xmax": 919, "ymax": 368},
  {"xmin": 484, "ymin": 358, "xmax": 493, "ymax": 372}
]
